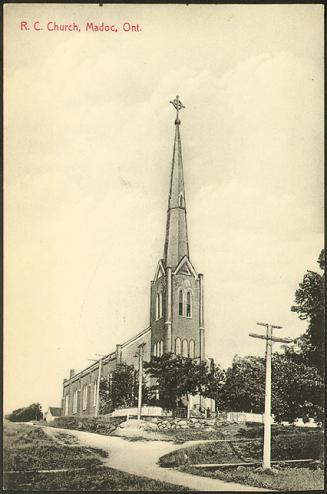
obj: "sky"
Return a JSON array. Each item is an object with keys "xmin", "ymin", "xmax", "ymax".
[{"xmin": 4, "ymin": 4, "xmax": 324, "ymax": 414}]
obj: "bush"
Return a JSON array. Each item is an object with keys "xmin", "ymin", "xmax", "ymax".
[{"xmin": 7, "ymin": 403, "xmax": 43, "ymax": 422}]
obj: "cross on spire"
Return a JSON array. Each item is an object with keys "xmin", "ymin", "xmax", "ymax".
[{"xmin": 170, "ymin": 95, "xmax": 185, "ymax": 125}]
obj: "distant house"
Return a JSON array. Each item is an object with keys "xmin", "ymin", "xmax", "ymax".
[{"xmin": 45, "ymin": 407, "xmax": 61, "ymax": 422}]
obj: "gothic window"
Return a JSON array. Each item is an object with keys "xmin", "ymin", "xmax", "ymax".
[
  {"xmin": 156, "ymin": 292, "xmax": 163, "ymax": 319},
  {"xmin": 182, "ymin": 339, "xmax": 188, "ymax": 357},
  {"xmin": 65, "ymin": 395, "xmax": 69, "ymax": 416},
  {"xmin": 156, "ymin": 294, "xmax": 160, "ymax": 320},
  {"xmin": 73, "ymin": 390, "xmax": 78, "ymax": 414},
  {"xmin": 160, "ymin": 340, "xmax": 163, "ymax": 356},
  {"xmin": 178, "ymin": 289, "xmax": 184, "ymax": 316},
  {"xmin": 186, "ymin": 291, "xmax": 192, "ymax": 318},
  {"xmin": 189, "ymin": 339, "xmax": 195, "ymax": 359},
  {"xmin": 175, "ymin": 337, "xmax": 181, "ymax": 355},
  {"xmin": 82, "ymin": 385, "xmax": 88, "ymax": 410},
  {"xmin": 93, "ymin": 379, "xmax": 98, "ymax": 407},
  {"xmin": 154, "ymin": 343, "xmax": 157, "ymax": 357}
]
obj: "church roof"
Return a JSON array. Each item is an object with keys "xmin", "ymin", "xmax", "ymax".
[{"xmin": 164, "ymin": 96, "xmax": 189, "ymax": 268}]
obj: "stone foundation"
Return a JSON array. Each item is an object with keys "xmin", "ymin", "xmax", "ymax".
[{"xmin": 140, "ymin": 417, "xmax": 230, "ymax": 431}]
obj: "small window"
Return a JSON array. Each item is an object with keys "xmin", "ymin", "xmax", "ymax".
[
  {"xmin": 186, "ymin": 291, "xmax": 192, "ymax": 318},
  {"xmin": 65, "ymin": 395, "xmax": 69, "ymax": 416},
  {"xmin": 82, "ymin": 385, "xmax": 88, "ymax": 411},
  {"xmin": 156, "ymin": 294, "xmax": 160, "ymax": 320},
  {"xmin": 189, "ymin": 340, "xmax": 195, "ymax": 359},
  {"xmin": 154, "ymin": 343, "xmax": 157, "ymax": 357},
  {"xmin": 160, "ymin": 340, "xmax": 163, "ymax": 356},
  {"xmin": 179, "ymin": 194, "xmax": 184, "ymax": 207},
  {"xmin": 156, "ymin": 292, "xmax": 163, "ymax": 320},
  {"xmin": 182, "ymin": 339, "xmax": 188, "ymax": 358},
  {"xmin": 178, "ymin": 290, "xmax": 183, "ymax": 316},
  {"xmin": 175, "ymin": 337, "xmax": 181, "ymax": 355},
  {"xmin": 73, "ymin": 390, "xmax": 78, "ymax": 414},
  {"xmin": 93, "ymin": 379, "xmax": 98, "ymax": 407}
]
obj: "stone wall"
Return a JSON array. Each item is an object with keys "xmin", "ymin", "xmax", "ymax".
[{"xmin": 141, "ymin": 417, "xmax": 229, "ymax": 431}]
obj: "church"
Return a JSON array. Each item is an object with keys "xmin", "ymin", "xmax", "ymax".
[{"xmin": 61, "ymin": 97, "xmax": 214, "ymax": 417}]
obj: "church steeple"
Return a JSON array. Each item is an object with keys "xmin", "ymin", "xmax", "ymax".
[{"xmin": 164, "ymin": 96, "xmax": 189, "ymax": 268}]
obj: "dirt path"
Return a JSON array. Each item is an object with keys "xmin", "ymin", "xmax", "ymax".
[{"xmin": 45, "ymin": 426, "xmax": 270, "ymax": 491}]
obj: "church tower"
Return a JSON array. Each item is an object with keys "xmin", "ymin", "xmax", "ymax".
[{"xmin": 150, "ymin": 97, "xmax": 205, "ymax": 361}]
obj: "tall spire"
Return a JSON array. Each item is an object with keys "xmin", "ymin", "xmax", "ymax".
[{"xmin": 164, "ymin": 96, "xmax": 189, "ymax": 268}]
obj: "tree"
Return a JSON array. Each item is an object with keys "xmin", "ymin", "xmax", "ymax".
[
  {"xmin": 272, "ymin": 353, "xmax": 324, "ymax": 424},
  {"xmin": 144, "ymin": 353, "xmax": 222, "ymax": 417},
  {"xmin": 201, "ymin": 360, "xmax": 226, "ymax": 407},
  {"xmin": 219, "ymin": 355, "xmax": 265, "ymax": 413},
  {"xmin": 99, "ymin": 377, "xmax": 113, "ymax": 415},
  {"xmin": 99, "ymin": 363, "xmax": 148, "ymax": 413},
  {"xmin": 7, "ymin": 403, "xmax": 43, "ymax": 422},
  {"xmin": 291, "ymin": 249, "xmax": 325, "ymax": 375},
  {"xmin": 219, "ymin": 352, "xmax": 324, "ymax": 424}
]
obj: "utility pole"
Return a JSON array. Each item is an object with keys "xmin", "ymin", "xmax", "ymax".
[
  {"xmin": 249, "ymin": 322, "xmax": 293, "ymax": 470},
  {"xmin": 136, "ymin": 343, "xmax": 146, "ymax": 420},
  {"xmin": 89, "ymin": 354, "xmax": 106, "ymax": 418}
]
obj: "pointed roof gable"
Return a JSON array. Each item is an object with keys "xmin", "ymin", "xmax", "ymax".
[
  {"xmin": 173, "ymin": 255, "xmax": 197, "ymax": 278},
  {"xmin": 154, "ymin": 259, "xmax": 166, "ymax": 280}
]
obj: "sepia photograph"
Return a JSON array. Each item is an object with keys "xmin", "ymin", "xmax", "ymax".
[{"xmin": 3, "ymin": 3, "xmax": 324, "ymax": 492}]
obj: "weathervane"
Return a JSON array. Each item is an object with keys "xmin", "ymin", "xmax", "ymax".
[{"xmin": 170, "ymin": 95, "xmax": 185, "ymax": 124}]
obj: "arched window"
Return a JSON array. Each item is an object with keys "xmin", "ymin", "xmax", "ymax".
[
  {"xmin": 156, "ymin": 294, "xmax": 159, "ymax": 319},
  {"xmin": 82, "ymin": 385, "xmax": 88, "ymax": 410},
  {"xmin": 160, "ymin": 340, "xmax": 163, "ymax": 356},
  {"xmin": 156, "ymin": 292, "xmax": 163, "ymax": 319},
  {"xmin": 189, "ymin": 340, "xmax": 195, "ymax": 358},
  {"xmin": 175, "ymin": 337, "xmax": 181, "ymax": 355},
  {"xmin": 186, "ymin": 291, "xmax": 192, "ymax": 318},
  {"xmin": 182, "ymin": 339, "xmax": 188, "ymax": 358},
  {"xmin": 178, "ymin": 289, "xmax": 184, "ymax": 316},
  {"xmin": 93, "ymin": 379, "xmax": 98, "ymax": 407},
  {"xmin": 65, "ymin": 395, "xmax": 69, "ymax": 416}
]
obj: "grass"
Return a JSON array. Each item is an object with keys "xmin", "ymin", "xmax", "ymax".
[
  {"xmin": 184, "ymin": 464, "xmax": 324, "ymax": 491},
  {"xmin": 5, "ymin": 466, "xmax": 193, "ymax": 491},
  {"xmin": 3, "ymin": 421, "xmax": 190, "ymax": 491},
  {"xmin": 159, "ymin": 426, "xmax": 324, "ymax": 491},
  {"xmin": 151, "ymin": 421, "xmax": 320, "ymax": 444}
]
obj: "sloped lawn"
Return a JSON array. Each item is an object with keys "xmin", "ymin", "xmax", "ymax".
[
  {"xmin": 159, "ymin": 428, "xmax": 324, "ymax": 491},
  {"xmin": 3, "ymin": 421, "xmax": 190, "ymax": 491}
]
